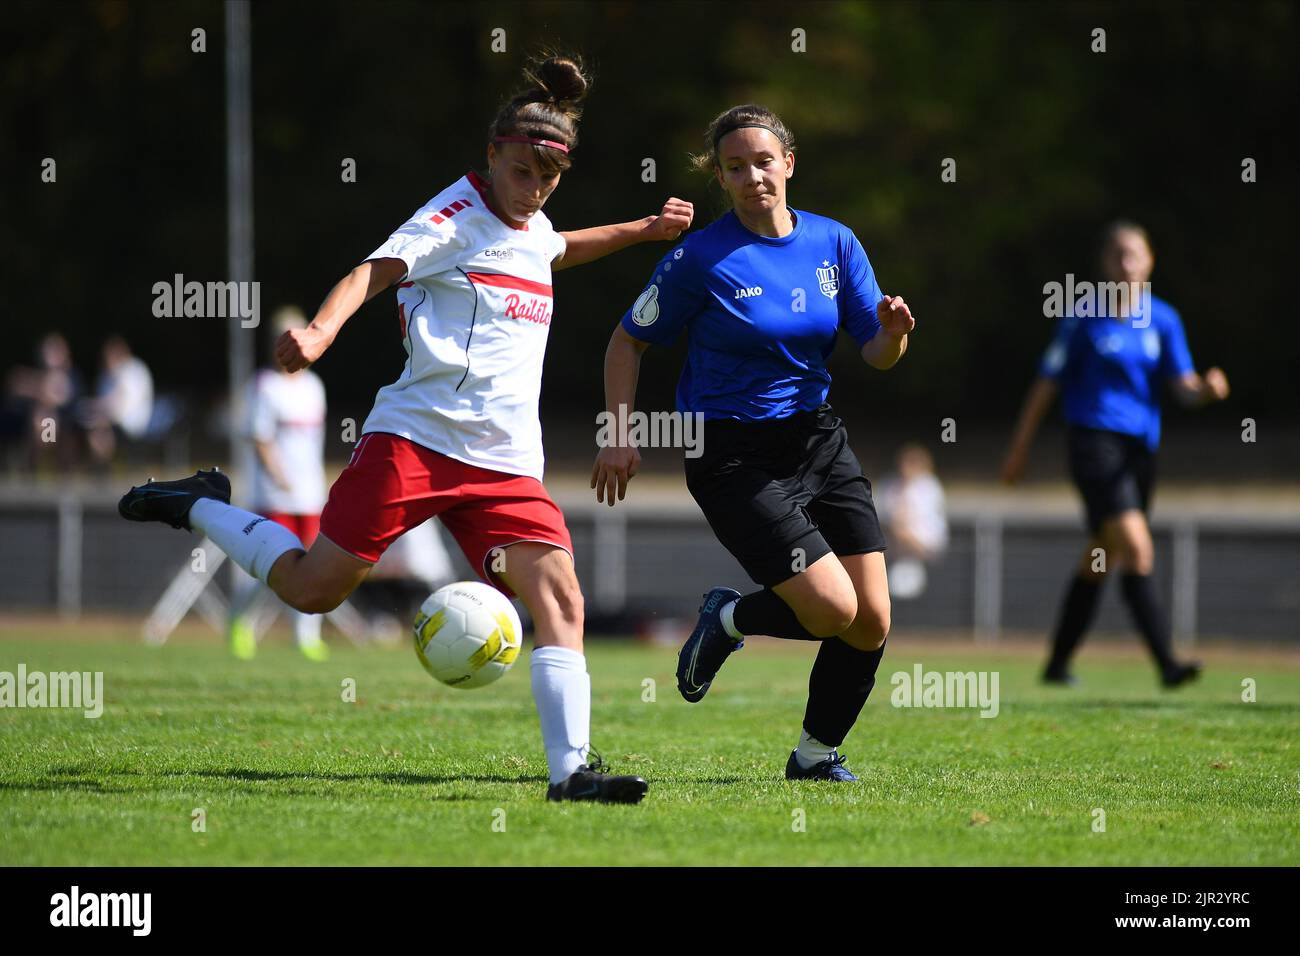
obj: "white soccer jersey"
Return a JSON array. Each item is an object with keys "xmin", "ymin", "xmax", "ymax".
[
  {"xmin": 360, "ymin": 171, "xmax": 567, "ymax": 481},
  {"xmin": 247, "ymin": 368, "xmax": 328, "ymax": 514}
]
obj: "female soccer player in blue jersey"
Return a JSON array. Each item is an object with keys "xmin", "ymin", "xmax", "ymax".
[
  {"xmin": 1001, "ymin": 221, "xmax": 1229, "ymax": 687},
  {"xmin": 591, "ymin": 105, "xmax": 915, "ymax": 782}
]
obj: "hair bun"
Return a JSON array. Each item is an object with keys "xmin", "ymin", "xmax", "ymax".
[{"xmin": 528, "ymin": 55, "xmax": 589, "ymax": 107}]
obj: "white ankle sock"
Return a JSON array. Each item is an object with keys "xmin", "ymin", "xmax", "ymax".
[
  {"xmin": 795, "ymin": 730, "xmax": 835, "ymax": 769},
  {"xmin": 189, "ymin": 498, "xmax": 305, "ymax": 584},
  {"xmin": 530, "ymin": 645, "xmax": 591, "ymax": 785},
  {"xmin": 293, "ymin": 609, "xmax": 322, "ymax": 646},
  {"xmin": 720, "ymin": 599, "xmax": 743, "ymax": 640}
]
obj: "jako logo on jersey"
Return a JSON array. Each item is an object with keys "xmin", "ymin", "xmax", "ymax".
[
  {"xmin": 504, "ymin": 293, "xmax": 551, "ymax": 326},
  {"xmin": 817, "ymin": 260, "xmax": 840, "ymax": 299},
  {"xmin": 733, "ymin": 286, "xmax": 763, "ymax": 299},
  {"xmin": 632, "ymin": 285, "xmax": 660, "ymax": 326}
]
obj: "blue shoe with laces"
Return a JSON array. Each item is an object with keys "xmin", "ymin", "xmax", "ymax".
[
  {"xmin": 784, "ymin": 749, "xmax": 859, "ymax": 782},
  {"xmin": 676, "ymin": 586, "xmax": 743, "ymax": 703}
]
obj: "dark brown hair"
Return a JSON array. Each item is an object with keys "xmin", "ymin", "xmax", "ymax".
[
  {"xmin": 1099, "ymin": 219, "xmax": 1152, "ymax": 256},
  {"xmin": 487, "ymin": 54, "xmax": 591, "ymax": 175},
  {"xmin": 689, "ymin": 104, "xmax": 796, "ymax": 174}
]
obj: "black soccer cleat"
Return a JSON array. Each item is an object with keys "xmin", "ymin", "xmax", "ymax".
[
  {"xmin": 118, "ymin": 467, "xmax": 231, "ymax": 531},
  {"xmin": 1161, "ymin": 660, "xmax": 1203, "ymax": 689},
  {"xmin": 676, "ymin": 586, "xmax": 743, "ymax": 703},
  {"xmin": 1041, "ymin": 667, "xmax": 1079, "ymax": 687},
  {"xmin": 546, "ymin": 750, "xmax": 648, "ymax": 805},
  {"xmin": 784, "ymin": 750, "xmax": 859, "ymax": 782}
]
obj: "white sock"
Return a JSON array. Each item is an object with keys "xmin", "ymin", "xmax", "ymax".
[
  {"xmin": 189, "ymin": 498, "xmax": 305, "ymax": 585},
  {"xmin": 293, "ymin": 609, "xmax": 322, "ymax": 646},
  {"xmin": 228, "ymin": 575, "xmax": 262, "ymax": 621},
  {"xmin": 530, "ymin": 645, "xmax": 591, "ymax": 785},
  {"xmin": 720, "ymin": 599, "xmax": 744, "ymax": 640},
  {"xmin": 795, "ymin": 729, "xmax": 835, "ymax": 769}
]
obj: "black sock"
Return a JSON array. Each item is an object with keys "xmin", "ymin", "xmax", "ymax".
[
  {"xmin": 731, "ymin": 588, "xmax": 821, "ymax": 641},
  {"xmin": 802, "ymin": 638, "xmax": 887, "ymax": 748},
  {"xmin": 1119, "ymin": 572, "xmax": 1177, "ymax": 673},
  {"xmin": 1045, "ymin": 574, "xmax": 1105, "ymax": 675}
]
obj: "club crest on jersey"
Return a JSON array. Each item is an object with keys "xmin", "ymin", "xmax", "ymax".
[
  {"xmin": 817, "ymin": 260, "xmax": 840, "ymax": 300},
  {"xmin": 632, "ymin": 284, "xmax": 660, "ymax": 326}
]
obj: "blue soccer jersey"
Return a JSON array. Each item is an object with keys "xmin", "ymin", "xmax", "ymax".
[
  {"xmin": 1038, "ymin": 294, "xmax": 1195, "ymax": 449},
  {"xmin": 620, "ymin": 208, "xmax": 883, "ymax": 421}
]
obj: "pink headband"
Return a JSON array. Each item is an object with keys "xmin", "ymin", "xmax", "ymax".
[{"xmin": 493, "ymin": 135, "xmax": 570, "ymax": 154}]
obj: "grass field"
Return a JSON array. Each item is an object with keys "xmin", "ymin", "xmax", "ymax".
[{"xmin": 1, "ymin": 630, "xmax": 1297, "ymax": 866}]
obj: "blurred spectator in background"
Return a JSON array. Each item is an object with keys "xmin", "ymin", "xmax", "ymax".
[
  {"xmin": 877, "ymin": 443, "xmax": 949, "ymax": 600},
  {"xmin": 2, "ymin": 332, "xmax": 85, "ymax": 474},
  {"xmin": 81, "ymin": 335, "xmax": 154, "ymax": 469},
  {"xmin": 227, "ymin": 306, "xmax": 330, "ymax": 662}
]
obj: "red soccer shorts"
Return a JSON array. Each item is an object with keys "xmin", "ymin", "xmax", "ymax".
[
  {"xmin": 265, "ymin": 512, "xmax": 321, "ymax": 547},
  {"xmin": 318, "ymin": 431, "xmax": 574, "ymax": 598}
]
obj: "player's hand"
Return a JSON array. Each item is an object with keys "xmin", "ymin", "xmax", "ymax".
[
  {"xmin": 591, "ymin": 444, "xmax": 641, "ymax": 507},
  {"xmin": 642, "ymin": 198, "xmax": 693, "ymax": 242},
  {"xmin": 877, "ymin": 295, "xmax": 916, "ymax": 337},
  {"xmin": 1000, "ymin": 445, "xmax": 1028, "ymax": 485},
  {"xmin": 276, "ymin": 324, "xmax": 333, "ymax": 373},
  {"xmin": 1204, "ymin": 367, "xmax": 1230, "ymax": 401}
]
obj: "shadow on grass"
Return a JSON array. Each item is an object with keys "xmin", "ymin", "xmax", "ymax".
[
  {"xmin": 1012, "ymin": 700, "xmax": 1300, "ymax": 713},
  {"xmin": 0, "ymin": 764, "xmax": 548, "ymax": 796}
]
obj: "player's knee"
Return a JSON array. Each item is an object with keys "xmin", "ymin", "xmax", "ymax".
[
  {"xmin": 539, "ymin": 568, "xmax": 584, "ymax": 631},
  {"xmin": 843, "ymin": 604, "xmax": 890, "ymax": 650},
  {"xmin": 800, "ymin": 592, "xmax": 858, "ymax": 638},
  {"xmin": 1123, "ymin": 543, "xmax": 1155, "ymax": 575}
]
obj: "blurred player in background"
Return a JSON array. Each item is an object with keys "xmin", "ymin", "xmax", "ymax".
[
  {"xmin": 1001, "ymin": 221, "xmax": 1230, "ymax": 687},
  {"xmin": 121, "ymin": 54, "xmax": 692, "ymax": 804},
  {"xmin": 227, "ymin": 306, "xmax": 329, "ymax": 662},
  {"xmin": 3, "ymin": 332, "xmax": 84, "ymax": 474},
  {"xmin": 592, "ymin": 104, "xmax": 913, "ymax": 782},
  {"xmin": 877, "ymin": 443, "xmax": 948, "ymax": 600},
  {"xmin": 82, "ymin": 335, "xmax": 154, "ymax": 469}
]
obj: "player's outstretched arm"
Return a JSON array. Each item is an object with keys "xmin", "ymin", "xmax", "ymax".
[
  {"xmin": 276, "ymin": 257, "xmax": 407, "ymax": 372},
  {"xmin": 1171, "ymin": 367, "xmax": 1230, "ymax": 408},
  {"xmin": 554, "ymin": 198, "xmax": 693, "ymax": 272},
  {"xmin": 861, "ymin": 295, "xmax": 915, "ymax": 369},
  {"xmin": 591, "ymin": 324, "xmax": 650, "ymax": 507},
  {"xmin": 1001, "ymin": 377, "xmax": 1059, "ymax": 484}
]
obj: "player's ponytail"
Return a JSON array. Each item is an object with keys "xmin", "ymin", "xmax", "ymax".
[{"xmin": 487, "ymin": 53, "xmax": 591, "ymax": 174}]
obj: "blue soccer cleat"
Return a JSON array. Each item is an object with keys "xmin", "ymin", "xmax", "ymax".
[
  {"xmin": 118, "ymin": 467, "xmax": 231, "ymax": 531},
  {"xmin": 784, "ymin": 750, "xmax": 860, "ymax": 782},
  {"xmin": 676, "ymin": 586, "xmax": 743, "ymax": 703}
]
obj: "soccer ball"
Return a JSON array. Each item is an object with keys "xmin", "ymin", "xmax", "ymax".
[{"xmin": 413, "ymin": 581, "xmax": 523, "ymax": 689}]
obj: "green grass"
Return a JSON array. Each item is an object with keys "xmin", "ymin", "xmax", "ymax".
[{"xmin": 1, "ymin": 633, "xmax": 1297, "ymax": 865}]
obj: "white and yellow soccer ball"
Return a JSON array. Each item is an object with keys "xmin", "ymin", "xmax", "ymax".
[{"xmin": 413, "ymin": 581, "xmax": 523, "ymax": 689}]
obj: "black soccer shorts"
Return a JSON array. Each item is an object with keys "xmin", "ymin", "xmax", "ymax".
[
  {"xmin": 684, "ymin": 403, "xmax": 887, "ymax": 588},
  {"xmin": 1066, "ymin": 425, "xmax": 1157, "ymax": 534}
]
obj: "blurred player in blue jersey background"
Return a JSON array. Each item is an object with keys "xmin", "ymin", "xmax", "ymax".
[{"xmin": 1001, "ymin": 222, "xmax": 1230, "ymax": 687}]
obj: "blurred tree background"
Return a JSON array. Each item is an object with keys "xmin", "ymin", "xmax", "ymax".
[{"xmin": 3, "ymin": 0, "xmax": 1295, "ymax": 478}]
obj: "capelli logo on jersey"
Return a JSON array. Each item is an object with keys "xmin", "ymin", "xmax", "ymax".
[
  {"xmin": 483, "ymin": 247, "xmax": 515, "ymax": 260},
  {"xmin": 504, "ymin": 293, "xmax": 551, "ymax": 326}
]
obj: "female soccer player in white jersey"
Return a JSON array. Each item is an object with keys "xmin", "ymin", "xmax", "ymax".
[
  {"xmin": 120, "ymin": 55, "xmax": 693, "ymax": 804},
  {"xmin": 1001, "ymin": 221, "xmax": 1229, "ymax": 688},
  {"xmin": 591, "ymin": 105, "xmax": 915, "ymax": 782}
]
